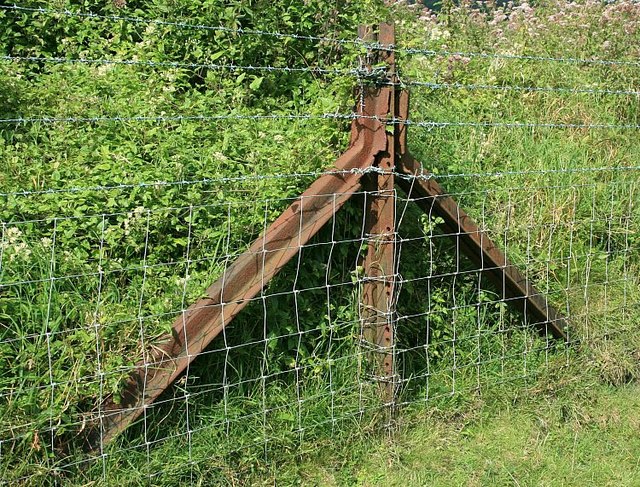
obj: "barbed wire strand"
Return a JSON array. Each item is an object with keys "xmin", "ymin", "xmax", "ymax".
[
  {"xmin": 0, "ymin": 113, "xmax": 356, "ymax": 125},
  {"xmin": 400, "ymin": 46, "xmax": 640, "ymax": 68},
  {"xmin": 4, "ymin": 55, "xmax": 638, "ymax": 98},
  {"xmin": 0, "ymin": 54, "xmax": 382, "ymax": 78},
  {"xmin": 403, "ymin": 80, "xmax": 640, "ymax": 97},
  {"xmin": 2, "ymin": 112, "xmax": 639, "ymax": 131},
  {"xmin": 4, "ymin": 5, "xmax": 640, "ymax": 67},
  {"xmin": 2, "ymin": 164, "xmax": 639, "ymax": 199},
  {"xmin": 1, "ymin": 4, "xmax": 390, "ymax": 51},
  {"xmin": 403, "ymin": 118, "xmax": 640, "ymax": 130}
]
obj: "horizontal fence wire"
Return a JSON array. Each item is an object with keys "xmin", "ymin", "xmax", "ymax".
[
  {"xmin": 0, "ymin": 4, "xmax": 389, "ymax": 50},
  {"xmin": 399, "ymin": 46, "xmax": 640, "ymax": 67},
  {"xmin": 404, "ymin": 120, "xmax": 640, "ymax": 130},
  {"xmin": 402, "ymin": 80, "xmax": 640, "ymax": 97},
  {"xmin": 3, "ymin": 55, "xmax": 640, "ymax": 97},
  {"xmin": 2, "ymin": 167, "xmax": 639, "ymax": 482},
  {"xmin": 4, "ymin": 164, "xmax": 640, "ymax": 200},
  {"xmin": 5, "ymin": 5, "xmax": 640, "ymax": 67},
  {"xmin": 0, "ymin": 54, "xmax": 378, "ymax": 79},
  {"xmin": 0, "ymin": 113, "xmax": 358, "ymax": 124},
  {"xmin": 2, "ymin": 56, "xmax": 639, "ymax": 99},
  {"xmin": 2, "ymin": 113, "xmax": 639, "ymax": 130}
]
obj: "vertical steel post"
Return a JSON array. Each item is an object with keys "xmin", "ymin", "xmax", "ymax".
[{"xmin": 360, "ymin": 23, "xmax": 398, "ymax": 407}]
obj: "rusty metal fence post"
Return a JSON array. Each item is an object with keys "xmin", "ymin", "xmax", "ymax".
[{"xmin": 358, "ymin": 23, "xmax": 399, "ymax": 415}]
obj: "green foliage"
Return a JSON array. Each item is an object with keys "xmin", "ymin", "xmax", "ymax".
[{"xmin": 1, "ymin": 0, "xmax": 640, "ymax": 483}]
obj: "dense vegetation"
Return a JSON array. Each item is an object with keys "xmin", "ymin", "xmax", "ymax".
[{"xmin": 1, "ymin": 0, "xmax": 639, "ymax": 484}]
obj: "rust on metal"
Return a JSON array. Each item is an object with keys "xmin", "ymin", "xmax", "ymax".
[
  {"xmin": 391, "ymin": 75, "xmax": 567, "ymax": 340},
  {"xmin": 395, "ymin": 157, "xmax": 568, "ymax": 340},
  {"xmin": 360, "ymin": 23, "xmax": 397, "ymax": 401}
]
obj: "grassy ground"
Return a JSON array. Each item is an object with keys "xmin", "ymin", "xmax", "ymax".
[
  {"xmin": 125, "ymin": 359, "xmax": 640, "ymax": 486},
  {"xmin": 338, "ymin": 380, "xmax": 640, "ymax": 486}
]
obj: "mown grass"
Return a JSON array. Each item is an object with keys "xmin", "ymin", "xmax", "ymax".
[
  {"xmin": 332, "ymin": 376, "xmax": 640, "ymax": 486},
  {"xmin": 1, "ymin": 0, "xmax": 640, "ymax": 484}
]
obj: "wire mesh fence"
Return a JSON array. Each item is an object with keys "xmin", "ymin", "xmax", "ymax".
[{"xmin": 1, "ymin": 1, "xmax": 639, "ymax": 484}]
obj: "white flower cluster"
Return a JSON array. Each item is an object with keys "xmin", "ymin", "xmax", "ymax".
[
  {"xmin": 1, "ymin": 226, "xmax": 31, "ymax": 261},
  {"xmin": 176, "ymin": 275, "xmax": 190, "ymax": 288},
  {"xmin": 123, "ymin": 206, "xmax": 147, "ymax": 236}
]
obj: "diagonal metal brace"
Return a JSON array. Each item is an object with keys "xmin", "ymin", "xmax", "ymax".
[
  {"xmin": 393, "ymin": 90, "xmax": 568, "ymax": 341},
  {"xmin": 84, "ymin": 23, "xmax": 568, "ymax": 451},
  {"xmin": 84, "ymin": 88, "xmax": 391, "ymax": 450}
]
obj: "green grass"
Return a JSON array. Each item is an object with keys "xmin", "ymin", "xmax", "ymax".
[
  {"xmin": 57, "ymin": 361, "xmax": 640, "ymax": 486},
  {"xmin": 344, "ymin": 380, "xmax": 640, "ymax": 486}
]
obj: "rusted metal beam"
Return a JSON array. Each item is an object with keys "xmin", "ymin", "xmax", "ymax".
[
  {"xmin": 85, "ymin": 86, "xmax": 391, "ymax": 450},
  {"xmin": 360, "ymin": 23, "xmax": 397, "ymax": 402},
  {"xmin": 395, "ymin": 154, "xmax": 568, "ymax": 341},
  {"xmin": 85, "ymin": 22, "xmax": 568, "ymax": 451},
  {"xmin": 392, "ymin": 86, "xmax": 567, "ymax": 340}
]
